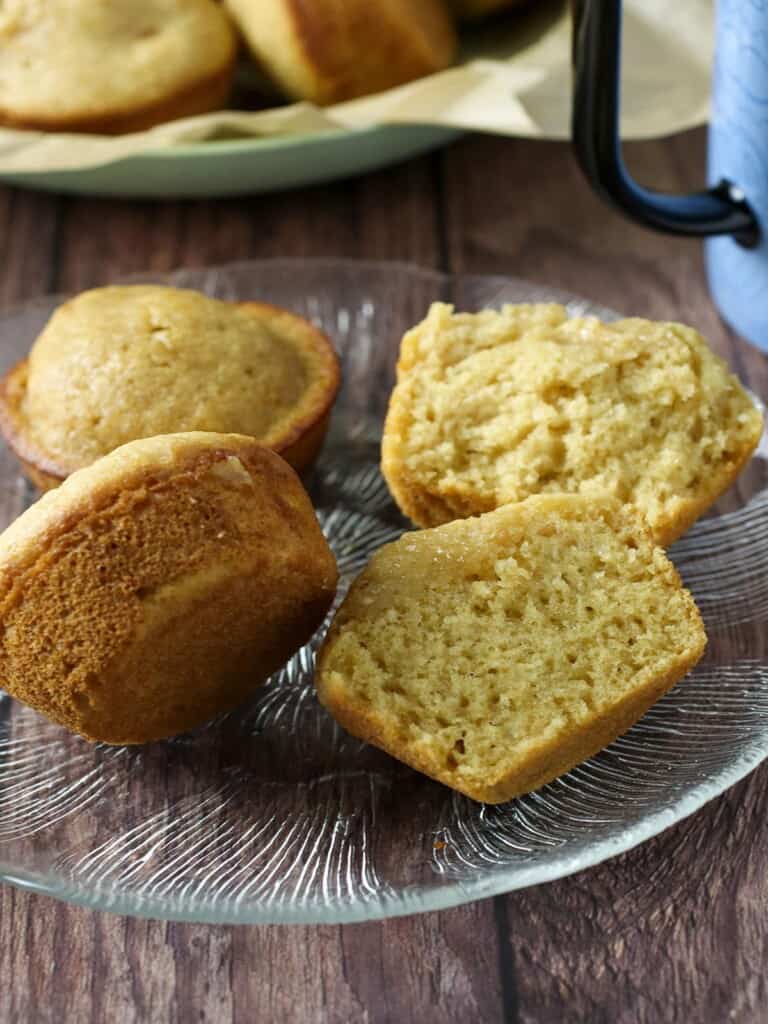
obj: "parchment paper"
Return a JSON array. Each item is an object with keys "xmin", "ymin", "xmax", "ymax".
[{"xmin": 0, "ymin": 0, "xmax": 712, "ymax": 174}]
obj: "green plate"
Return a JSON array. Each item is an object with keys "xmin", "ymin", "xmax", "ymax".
[{"xmin": 0, "ymin": 125, "xmax": 460, "ymax": 199}]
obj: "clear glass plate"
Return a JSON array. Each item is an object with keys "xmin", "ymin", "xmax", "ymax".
[{"xmin": 1, "ymin": 259, "xmax": 767, "ymax": 925}]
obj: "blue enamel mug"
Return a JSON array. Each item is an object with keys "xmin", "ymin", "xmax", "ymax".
[{"xmin": 573, "ymin": 0, "xmax": 768, "ymax": 349}]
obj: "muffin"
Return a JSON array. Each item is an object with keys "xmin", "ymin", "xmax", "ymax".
[
  {"xmin": 0, "ymin": 0, "xmax": 237, "ymax": 135},
  {"xmin": 317, "ymin": 495, "xmax": 706, "ymax": 803},
  {"xmin": 0, "ymin": 285, "xmax": 341, "ymax": 489},
  {"xmin": 382, "ymin": 303, "xmax": 764, "ymax": 545},
  {"xmin": 0, "ymin": 432, "xmax": 338, "ymax": 744},
  {"xmin": 223, "ymin": 0, "xmax": 458, "ymax": 105}
]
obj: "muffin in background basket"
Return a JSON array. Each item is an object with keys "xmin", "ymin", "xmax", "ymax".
[
  {"xmin": 382, "ymin": 302, "xmax": 763, "ymax": 545},
  {"xmin": 0, "ymin": 285, "xmax": 340, "ymax": 489},
  {"xmin": 0, "ymin": 0, "xmax": 237, "ymax": 134},
  {"xmin": 223, "ymin": 0, "xmax": 458, "ymax": 105},
  {"xmin": 448, "ymin": 0, "xmax": 531, "ymax": 20},
  {"xmin": 0, "ymin": 432, "xmax": 338, "ymax": 744},
  {"xmin": 317, "ymin": 494, "xmax": 706, "ymax": 803}
]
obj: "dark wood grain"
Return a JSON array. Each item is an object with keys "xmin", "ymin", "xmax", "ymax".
[
  {"xmin": 1, "ymin": 127, "xmax": 767, "ymax": 1024},
  {"xmin": 0, "ymin": 189, "xmax": 61, "ymax": 305},
  {"xmin": 506, "ymin": 767, "xmax": 768, "ymax": 1024}
]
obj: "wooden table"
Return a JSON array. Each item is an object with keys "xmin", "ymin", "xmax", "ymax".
[{"xmin": 1, "ymin": 127, "xmax": 766, "ymax": 1024}]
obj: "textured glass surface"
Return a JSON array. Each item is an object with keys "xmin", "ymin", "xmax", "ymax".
[{"xmin": 0, "ymin": 260, "xmax": 767, "ymax": 924}]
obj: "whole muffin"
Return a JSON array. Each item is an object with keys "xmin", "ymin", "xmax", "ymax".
[
  {"xmin": 0, "ymin": 0, "xmax": 237, "ymax": 134},
  {"xmin": 0, "ymin": 285, "xmax": 341, "ymax": 489},
  {"xmin": 223, "ymin": 0, "xmax": 458, "ymax": 105},
  {"xmin": 0, "ymin": 432, "xmax": 338, "ymax": 744}
]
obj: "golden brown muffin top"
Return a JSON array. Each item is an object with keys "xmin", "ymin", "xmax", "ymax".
[
  {"xmin": 0, "ymin": 1, "xmax": 235, "ymax": 130},
  {"xmin": 317, "ymin": 494, "xmax": 706, "ymax": 802},
  {"xmin": 382, "ymin": 302, "xmax": 764, "ymax": 544},
  {"xmin": 13, "ymin": 285, "xmax": 339, "ymax": 477},
  {"xmin": 0, "ymin": 431, "xmax": 280, "ymax": 564}
]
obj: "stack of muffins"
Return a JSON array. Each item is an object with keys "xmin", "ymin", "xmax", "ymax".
[
  {"xmin": 0, "ymin": 283, "xmax": 760, "ymax": 805},
  {"xmin": 0, "ymin": 0, "xmax": 533, "ymax": 134}
]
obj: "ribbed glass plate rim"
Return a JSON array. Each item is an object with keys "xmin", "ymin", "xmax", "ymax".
[
  {"xmin": 0, "ymin": 259, "xmax": 766, "ymax": 926},
  {"xmin": 2, "ymin": 734, "xmax": 766, "ymax": 925}
]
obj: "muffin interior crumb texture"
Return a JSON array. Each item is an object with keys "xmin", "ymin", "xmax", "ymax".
[
  {"xmin": 18, "ymin": 286, "xmax": 333, "ymax": 473},
  {"xmin": 318, "ymin": 496, "xmax": 706, "ymax": 803},
  {"xmin": 383, "ymin": 303, "xmax": 763, "ymax": 541}
]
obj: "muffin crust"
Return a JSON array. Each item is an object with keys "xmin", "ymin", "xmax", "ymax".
[
  {"xmin": 0, "ymin": 286, "xmax": 340, "ymax": 488},
  {"xmin": 0, "ymin": 432, "xmax": 338, "ymax": 743},
  {"xmin": 0, "ymin": 0, "xmax": 236, "ymax": 134}
]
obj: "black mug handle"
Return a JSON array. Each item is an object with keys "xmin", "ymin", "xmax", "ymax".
[{"xmin": 571, "ymin": 0, "xmax": 760, "ymax": 247}]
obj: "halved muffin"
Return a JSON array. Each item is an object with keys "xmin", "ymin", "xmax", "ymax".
[
  {"xmin": 0, "ymin": 0, "xmax": 237, "ymax": 134},
  {"xmin": 0, "ymin": 432, "xmax": 338, "ymax": 744},
  {"xmin": 382, "ymin": 303, "xmax": 764, "ymax": 545},
  {"xmin": 0, "ymin": 285, "xmax": 341, "ymax": 489}
]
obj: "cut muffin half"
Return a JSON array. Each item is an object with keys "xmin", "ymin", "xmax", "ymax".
[
  {"xmin": 0, "ymin": 286, "xmax": 341, "ymax": 489},
  {"xmin": 382, "ymin": 303, "xmax": 763, "ymax": 545},
  {"xmin": 0, "ymin": 432, "xmax": 338, "ymax": 744},
  {"xmin": 317, "ymin": 495, "xmax": 706, "ymax": 804}
]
